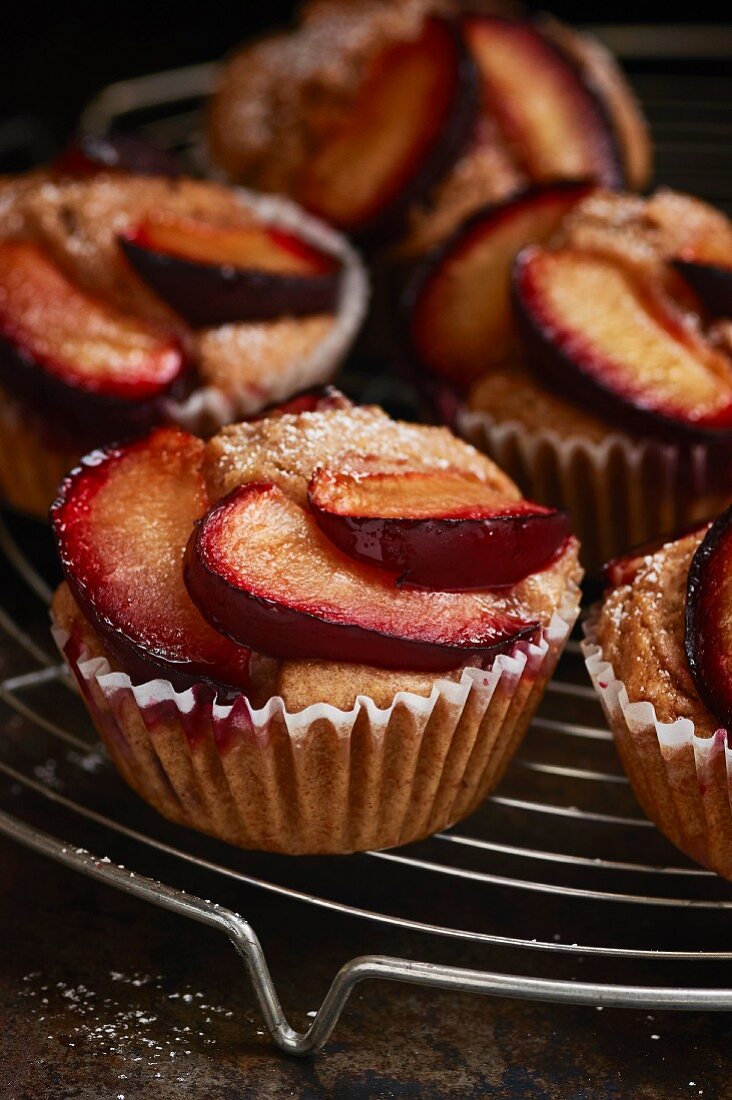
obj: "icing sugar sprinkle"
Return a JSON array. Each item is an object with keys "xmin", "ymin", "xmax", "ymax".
[{"xmin": 17, "ymin": 969, "xmax": 246, "ymax": 1068}]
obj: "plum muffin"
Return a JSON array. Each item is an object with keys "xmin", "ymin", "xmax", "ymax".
[
  {"xmin": 0, "ymin": 171, "xmax": 366, "ymax": 517},
  {"xmin": 400, "ymin": 186, "xmax": 732, "ymax": 566},
  {"xmin": 50, "ymin": 390, "xmax": 581, "ymax": 854},
  {"xmin": 584, "ymin": 508, "xmax": 732, "ymax": 879},
  {"xmin": 207, "ymin": 0, "xmax": 649, "ymax": 249}
]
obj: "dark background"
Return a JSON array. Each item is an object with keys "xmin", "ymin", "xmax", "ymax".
[{"xmin": 0, "ymin": 2, "xmax": 722, "ymax": 146}]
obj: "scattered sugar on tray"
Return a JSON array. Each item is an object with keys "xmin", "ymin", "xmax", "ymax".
[{"xmin": 17, "ymin": 970, "xmax": 230, "ymax": 1064}]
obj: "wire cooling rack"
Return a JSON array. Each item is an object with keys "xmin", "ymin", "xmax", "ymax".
[{"xmin": 3, "ymin": 28, "xmax": 732, "ymax": 1056}]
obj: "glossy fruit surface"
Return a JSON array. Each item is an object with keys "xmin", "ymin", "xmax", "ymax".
[
  {"xmin": 308, "ymin": 463, "xmax": 571, "ymax": 589},
  {"xmin": 51, "ymin": 428, "xmax": 252, "ymax": 695},
  {"xmin": 185, "ymin": 482, "xmax": 538, "ymax": 670},
  {"xmin": 120, "ymin": 214, "xmax": 340, "ymax": 325},
  {"xmin": 404, "ymin": 182, "xmax": 593, "ymax": 388},
  {"xmin": 0, "ymin": 240, "xmax": 185, "ymax": 405},
  {"xmin": 685, "ymin": 505, "xmax": 732, "ymax": 729},
  {"xmin": 513, "ymin": 245, "xmax": 732, "ymax": 439}
]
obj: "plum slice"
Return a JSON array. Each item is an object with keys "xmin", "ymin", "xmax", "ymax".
[
  {"xmin": 513, "ymin": 246, "xmax": 732, "ymax": 439},
  {"xmin": 308, "ymin": 463, "xmax": 571, "ymax": 590},
  {"xmin": 463, "ymin": 15, "xmax": 623, "ymax": 188},
  {"xmin": 119, "ymin": 214, "xmax": 340, "ymax": 326},
  {"xmin": 0, "ymin": 240, "xmax": 185, "ymax": 412},
  {"xmin": 51, "ymin": 427, "xmax": 252, "ymax": 695},
  {"xmin": 53, "ymin": 131, "xmax": 184, "ymax": 178},
  {"xmin": 298, "ymin": 18, "xmax": 478, "ymax": 237},
  {"xmin": 671, "ymin": 220, "xmax": 732, "ymax": 317},
  {"xmin": 184, "ymin": 483, "xmax": 538, "ymax": 670},
  {"xmin": 403, "ymin": 182, "xmax": 593, "ymax": 389},
  {"xmin": 685, "ymin": 505, "xmax": 732, "ymax": 729}
]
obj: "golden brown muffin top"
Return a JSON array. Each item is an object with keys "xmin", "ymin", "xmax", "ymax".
[
  {"xmin": 204, "ymin": 401, "xmax": 520, "ymax": 503},
  {"xmin": 0, "ymin": 173, "xmax": 337, "ymax": 408},
  {"xmin": 53, "ymin": 401, "xmax": 581, "ymax": 711},
  {"xmin": 467, "ymin": 361, "xmax": 623, "ymax": 445},
  {"xmin": 553, "ymin": 188, "xmax": 732, "ymax": 286},
  {"xmin": 208, "ymin": 0, "xmax": 453, "ymax": 193},
  {"xmin": 595, "ymin": 529, "xmax": 718, "ymax": 736},
  {"xmin": 207, "ymin": 0, "xmax": 648, "ymax": 250}
]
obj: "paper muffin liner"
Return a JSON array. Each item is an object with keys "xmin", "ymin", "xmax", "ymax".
[
  {"xmin": 51, "ymin": 583, "xmax": 579, "ymax": 855},
  {"xmin": 458, "ymin": 409, "xmax": 722, "ymax": 571},
  {"xmin": 582, "ymin": 609, "xmax": 732, "ymax": 878},
  {"xmin": 0, "ymin": 189, "xmax": 368, "ymax": 518}
]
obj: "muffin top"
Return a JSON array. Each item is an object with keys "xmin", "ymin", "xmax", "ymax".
[
  {"xmin": 425, "ymin": 186, "xmax": 732, "ymax": 446},
  {"xmin": 595, "ymin": 528, "xmax": 717, "ymax": 735},
  {"xmin": 208, "ymin": 0, "xmax": 648, "ymax": 247},
  {"xmin": 52, "ymin": 394, "xmax": 581, "ymax": 711},
  {"xmin": 0, "ymin": 172, "xmax": 353, "ymax": 431}
]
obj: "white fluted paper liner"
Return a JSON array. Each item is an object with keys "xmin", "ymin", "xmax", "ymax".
[
  {"xmin": 165, "ymin": 186, "xmax": 369, "ymax": 431},
  {"xmin": 51, "ymin": 585, "xmax": 579, "ymax": 855},
  {"xmin": 458, "ymin": 409, "xmax": 716, "ymax": 570},
  {"xmin": 582, "ymin": 608, "xmax": 732, "ymax": 877}
]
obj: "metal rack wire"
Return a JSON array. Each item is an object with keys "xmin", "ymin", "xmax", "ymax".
[{"xmin": 2, "ymin": 30, "xmax": 732, "ymax": 1055}]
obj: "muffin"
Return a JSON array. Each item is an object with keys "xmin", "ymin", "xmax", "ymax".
[
  {"xmin": 401, "ymin": 186, "xmax": 732, "ymax": 567},
  {"xmin": 207, "ymin": 0, "xmax": 649, "ymax": 248},
  {"xmin": 0, "ymin": 171, "xmax": 367, "ymax": 518},
  {"xmin": 50, "ymin": 392, "xmax": 581, "ymax": 855},
  {"xmin": 583, "ymin": 508, "xmax": 732, "ymax": 879}
]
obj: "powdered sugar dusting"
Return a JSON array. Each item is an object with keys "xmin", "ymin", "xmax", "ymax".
[{"xmin": 17, "ymin": 968, "xmax": 245, "ymax": 1067}]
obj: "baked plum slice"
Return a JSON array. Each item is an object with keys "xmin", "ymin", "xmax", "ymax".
[
  {"xmin": 0, "ymin": 240, "xmax": 185, "ymax": 421},
  {"xmin": 54, "ymin": 131, "xmax": 184, "ymax": 178},
  {"xmin": 298, "ymin": 18, "xmax": 478, "ymax": 237},
  {"xmin": 308, "ymin": 462, "xmax": 571, "ymax": 589},
  {"xmin": 463, "ymin": 15, "xmax": 624, "ymax": 188},
  {"xmin": 51, "ymin": 427, "xmax": 252, "ymax": 695},
  {"xmin": 119, "ymin": 214, "xmax": 340, "ymax": 326},
  {"xmin": 184, "ymin": 483, "xmax": 538, "ymax": 670},
  {"xmin": 513, "ymin": 245, "xmax": 732, "ymax": 440},
  {"xmin": 685, "ymin": 505, "xmax": 732, "ymax": 729},
  {"xmin": 403, "ymin": 182, "xmax": 593, "ymax": 388}
]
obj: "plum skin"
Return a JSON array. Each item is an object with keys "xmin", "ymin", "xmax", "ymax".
[
  {"xmin": 309, "ymin": 502, "xmax": 572, "ymax": 590},
  {"xmin": 0, "ymin": 333, "xmax": 188, "ymax": 448},
  {"xmin": 184, "ymin": 486, "xmax": 540, "ymax": 672},
  {"xmin": 399, "ymin": 180, "xmax": 596, "ymax": 391},
  {"xmin": 303, "ymin": 18, "xmax": 481, "ymax": 241},
  {"xmin": 512, "ymin": 248, "xmax": 732, "ymax": 444},
  {"xmin": 685, "ymin": 503, "xmax": 732, "ymax": 730},
  {"xmin": 119, "ymin": 236, "xmax": 341, "ymax": 326}
]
